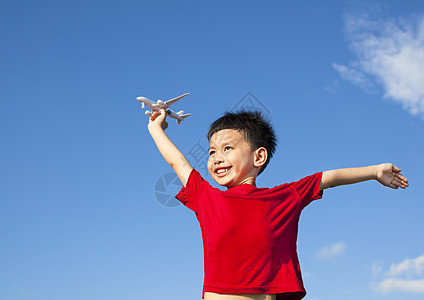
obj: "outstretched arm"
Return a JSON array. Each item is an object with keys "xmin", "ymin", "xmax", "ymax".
[
  {"xmin": 148, "ymin": 109, "xmax": 193, "ymax": 186},
  {"xmin": 319, "ymin": 163, "xmax": 409, "ymax": 191}
]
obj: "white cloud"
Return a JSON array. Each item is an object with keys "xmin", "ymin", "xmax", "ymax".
[
  {"xmin": 332, "ymin": 63, "xmax": 374, "ymax": 90},
  {"xmin": 387, "ymin": 254, "xmax": 424, "ymax": 277},
  {"xmin": 371, "ymin": 254, "xmax": 424, "ymax": 294},
  {"xmin": 335, "ymin": 13, "xmax": 424, "ymax": 118},
  {"xmin": 372, "ymin": 278, "xmax": 424, "ymax": 294},
  {"xmin": 372, "ymin": 261, "xmax": 384, "ymax": 277},
  {"xmin": 316, "ymin": 241, "xmax": 347, "ymax": 259}
]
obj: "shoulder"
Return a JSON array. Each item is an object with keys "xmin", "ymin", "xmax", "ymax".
[
  {"xmin": 177, "ymin": 169, "xmax": 218, "ymax": 198},
  {"xmin": 288, "ymin": 172, "xmax": 324, "ymax": 207},
  {"xmin": 175, "ymin": 169, "xmax": 220, "ymax": 213},
  {"xmin": 288, "ymin": 172, "xmax": 323, "ymax": 187}
]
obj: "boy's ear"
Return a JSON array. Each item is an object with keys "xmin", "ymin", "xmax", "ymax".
[{"xmin": 253, "ymin": 147, "xmax": 268, "ymax": 169}]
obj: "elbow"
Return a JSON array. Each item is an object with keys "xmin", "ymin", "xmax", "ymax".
[
  {"xmin": 167, "ymin": 155, "xmax": 185, "ymax": 170},
  {"xmin": 319, "ymin": 182, "xmax": 330, "ymax": 191}
]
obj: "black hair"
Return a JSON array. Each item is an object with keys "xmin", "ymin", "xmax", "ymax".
[{"xmin": 207, "ymin": 110, "xmax": 277, "ymax": 175}]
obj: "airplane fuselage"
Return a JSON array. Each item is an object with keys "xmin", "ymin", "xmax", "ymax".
[
  {"xmin": 136, "ymin": 93, "xmax": 191, "ymax": 125},
  {"xmin": 137, "ymin": 98, "xmax": 169, "ymax": 110}
]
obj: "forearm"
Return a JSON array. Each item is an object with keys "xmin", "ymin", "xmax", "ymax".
[
  {"xmin": 320, "ymin": 165, "xmax": 378, "ymax": 190},
  {"xmin": 148, "ymin": 125, "xmax": 193, "ymax": 186},
  {"xmin": 149, "ymin": 125, "xmax": 183, "ymax": 166}
]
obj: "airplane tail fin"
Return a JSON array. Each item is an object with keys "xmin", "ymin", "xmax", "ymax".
[{"xmin": 176, "ymin": 112, "xmax": 192, "ymax": 125}]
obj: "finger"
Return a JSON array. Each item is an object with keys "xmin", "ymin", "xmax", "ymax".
[
  {"xmin": 392, "ymin": 177, "xmax": 403, "ymax": 186},
  {"xmin": 397, "ymin": 173, "xmax": 408, "ymax": 182},
  {"xmin": 158, "ymin": 109, "xmax": 167, "ymax": 120},
  {"xmin": 393, "ymin": 177, "xmax": 409, "ymax": 189},
  {"xmin": 400, "ymin": 179, "xmax": 409, "ymax": 188},
  {"xmin": 395, "ymin": 172, "xmax": 404, "ymax": 178},
  {"xmin": 151, "ymin": 110, "xmax": 164, "ymax": 121},
  {"xmin": 396, "ymin": 174, "xmax": 409, "ymax": 186},
  {"xmin": 149, "ymin": 111, "xmax": 158, "ymax": 122},
  {"xmin": 388, "ymin": 182, "xmax": 398, "ymax": 189}
]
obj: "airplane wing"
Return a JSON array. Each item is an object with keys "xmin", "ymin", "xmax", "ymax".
[{"xmin": 163, "ymin": 93, "xmax": 190, "ymax": 107}]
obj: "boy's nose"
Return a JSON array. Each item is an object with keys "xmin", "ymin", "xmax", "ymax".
[
  {"xmin": 211, "ymin": 154, "xmax": 224, "ymax": 165},
  {"xmin": 214, "ymin": 158, "xmax": 223, "ymax": 164}
]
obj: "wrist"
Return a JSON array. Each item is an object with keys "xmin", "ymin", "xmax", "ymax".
[
  {"xmin": 148, "ymin": 123, "xmax": 163, "ymax": 134},
  {"xmin": 372, "ymin": 164, "xmax": 380, "ymax": 180}
]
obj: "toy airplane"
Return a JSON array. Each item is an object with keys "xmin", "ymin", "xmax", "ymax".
[{"xmin": 136, "ymin": 93, "xmax": 192, "ymax": 125}]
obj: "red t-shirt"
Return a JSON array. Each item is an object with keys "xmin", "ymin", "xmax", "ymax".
[{"xmin": 175, "ymin": 169, "xmax": 323, "ymax": 300}]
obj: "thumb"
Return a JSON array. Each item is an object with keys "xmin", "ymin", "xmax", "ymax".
[
  {"xmin": 392, "ymin": 165, "xmax": 402, "ymax": 173},
  {"xmin": 158, "ymin": 108, "xmax": 167, "ymax": 119},
  {"xmin": 150, "ymin": 109, "xmax": 165, "ymax": 122}
]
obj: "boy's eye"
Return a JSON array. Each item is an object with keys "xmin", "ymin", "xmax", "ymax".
[
  {"xmin": 209, "ymin": 150, "xmax": 215, "ymax": 156},
  {"xmin": 224, "ymin": 146, "xmax": 232, "ymax": 151}
]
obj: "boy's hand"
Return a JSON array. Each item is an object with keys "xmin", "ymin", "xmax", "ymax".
[
  {"xmin": 148, "ymin": 109, "xmax": 168, "ymax": 131},
  {"xmin": 376, "ymin": 163, "xmax": 409, "ymax": 189}
]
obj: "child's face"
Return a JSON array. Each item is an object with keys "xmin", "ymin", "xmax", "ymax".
[{"xmin": 208, "ymin": 129, "xmax": 259, "ymax": 188}]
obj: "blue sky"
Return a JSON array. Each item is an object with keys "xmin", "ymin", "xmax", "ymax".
[{"xmin": 1, "ymin": 1, "xmax": 423, "ymax": 299}]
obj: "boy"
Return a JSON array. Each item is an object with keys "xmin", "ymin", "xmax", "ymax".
[{"xmin": 147, "ymin": 108, "xmax": 409, "ymax": 300}]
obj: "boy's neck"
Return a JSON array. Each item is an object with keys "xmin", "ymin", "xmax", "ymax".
[{"xmin": 225, "ymin": 178, "xmax": 257, "ymax": 189}]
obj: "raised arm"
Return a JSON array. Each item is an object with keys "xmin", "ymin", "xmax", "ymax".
[
  {"xmin": 148, "ymin": 109, "xmax": 193, "ymax": 186},
  {"xmin": 319, "ymin": 163, "xmax": 409, "ymax": 191}
]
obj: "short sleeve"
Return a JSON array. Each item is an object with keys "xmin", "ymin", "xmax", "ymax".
[
  {"xmin": 175, "ymin": 169, "xmax": 205, "ymax": 213},
  {"xmin": 292, "ymin": 172, "xmax": 324, "ymax": 209}
]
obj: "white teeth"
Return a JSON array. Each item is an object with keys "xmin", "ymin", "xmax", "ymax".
[{"xmin": 216, "ymin": 168, "xmax": 229, "ymax": 174}]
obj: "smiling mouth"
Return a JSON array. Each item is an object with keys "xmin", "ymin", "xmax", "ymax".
[{"xmin": 215, "ymin": 167, "xmax": 232, "ymax": 177}]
